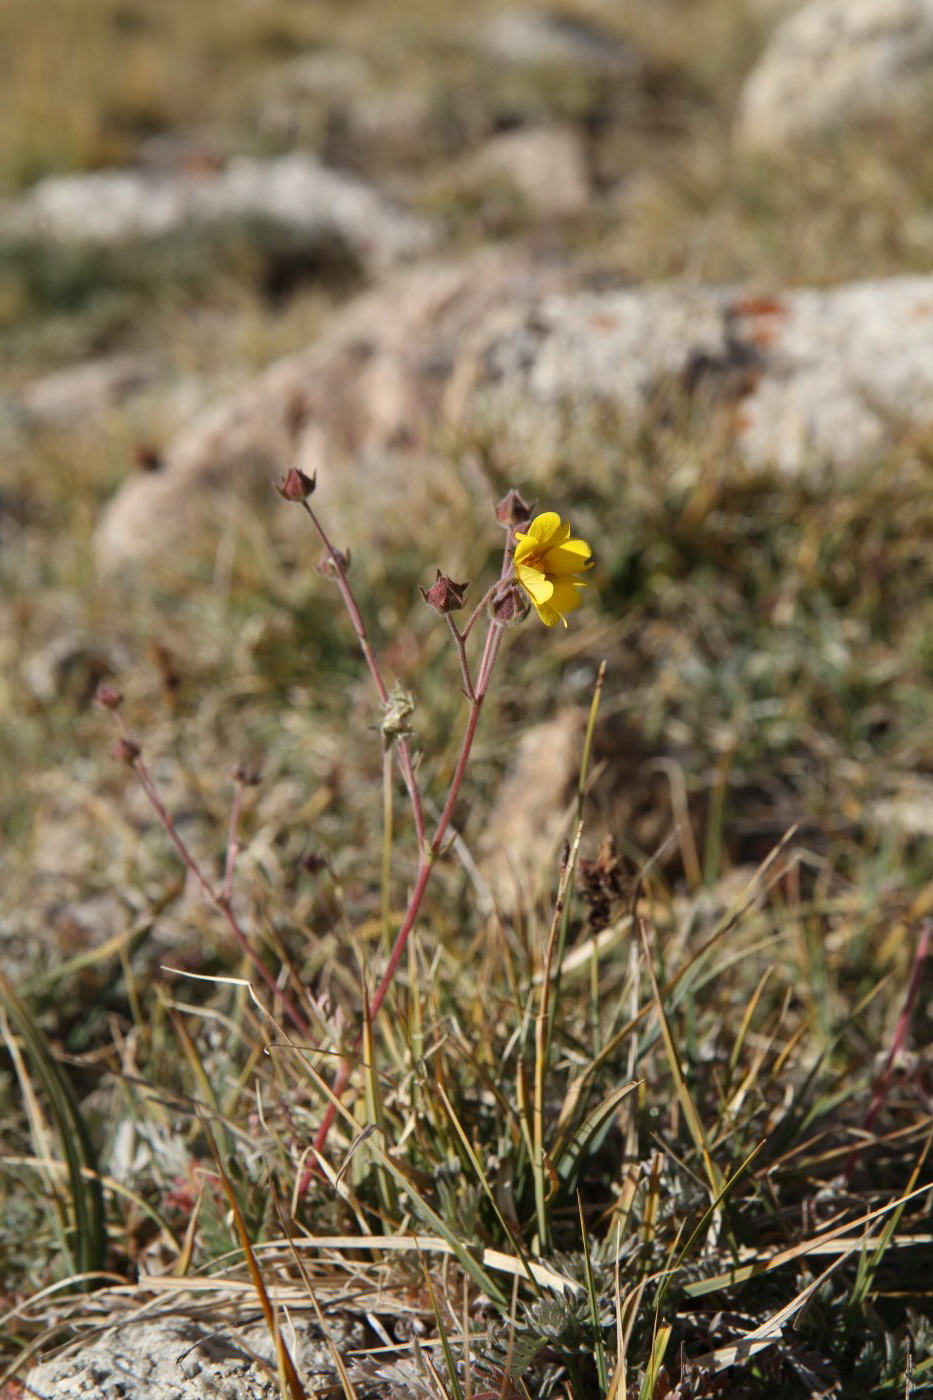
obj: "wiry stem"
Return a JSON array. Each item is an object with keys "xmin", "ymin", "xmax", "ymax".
[
  {"xmin": 311, "ymin": 617, "xmax": 507, "ymax": 1161},
  {"xmin": 301, "ymin": 499, "xmax": 427, "ymax": 854},
  {"xmin": 223, "ymin": 778, "xmax": 246, "ymax": 905},
  {"xmin": 446, "ymin": 614, "xmax": 475, "ymax": 701},
  {"xmin": 108, "ymin": 711, "xmax": 311, "ymax": 1039}
]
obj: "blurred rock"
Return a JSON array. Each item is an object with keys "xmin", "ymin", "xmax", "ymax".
[
  {"xmin": 475, "ymin": 8, "xmax": 640, "ymax": 75},
  {"xmin": 453, "ymin": 276, "xmax": 933, "ymax": 475},
  {"xmin": 21, "ymin": 354, "xmax": 160, "ymax": 426},
  {"xmin": 93, "ymin": 262, "xmax": 933, "ymax": 577},
  {"xmin": 272, "ymin": 49, "xmax": 371, "ymax": 104},
  {"xmin": 259, "ymin": 50, "xmax": 371, "ymax": 143},
  {"xmin": 342, "ymin": 86, "xmax": 439, "ymax": 161},
  {"xmin": 737, "ymin": 0, "xmax": 933, "ymax": 150},
  {"xmin": 21, "ymin": 633, "xmax": 125, "ymax": 706},
  {"xmin": 0, "ymin": 153, "xmax": 434, "ymax": 274},
  {"xmin": 451, "ymin": 124, "xmax": 590, "ymax": 218},
  {"xmin": 93, "ymin": 248, "xmax": 573, "ymax": 575},
  {"xmin": 875, "ymin": 779, "xmax": 933, "ymax": 837}
]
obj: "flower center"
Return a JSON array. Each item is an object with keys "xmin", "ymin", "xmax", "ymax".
[{"xmin": 521, "ymin": 550, "xmax": 546, "ymax": 573}]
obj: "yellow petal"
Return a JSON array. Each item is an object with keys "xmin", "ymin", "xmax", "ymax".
[
  {"xmin": 548, "ymin": 576, "xmax": 585, "ymax": 616},
  {"xmin": 533, "ymin": 598, "xmax": 564, "ymax": 627},
  {"xmin": 515, "ymin": 563, "xmax": 554, "ymax": 605},
  {"xmin": 520, "ymin": 512, "xmax": 569, "ymax": 549},
  {"xmin": 543, "ymin": 540, "xmax": 592, "ymax": 575},
  {"xmin": 512, "ymin": 534, "xmax": 537, "ymax": 566}
]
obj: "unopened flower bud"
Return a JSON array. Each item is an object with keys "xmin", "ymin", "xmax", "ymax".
[
  {"xmin": 232, "ymin": 765, "xmax": 262, "ymax": 787},
  {"xmin": 301, "ymin": 850, "xmax": 328, "ymax": 876},
  {"xmin": 96, "ymin": 684, "xmax": 123, "ymax": 710},
  {"xmin": 490, "ymin": 582, "xmax": 530, "ymax": 624},
  {"xmin": 495, "ymin": 489, "xmax": 534, "ymax": 528},
  {"xmin": 276, "ymin": 466, "xmax": 316, "ymax": 501},
  {"xmin": 113, "ymin": 737, "xmax": 141, "ymax": 765},
  {"xmin": 317, "ymin": 547, "xmax": 351, "ymax": 578},
  {"xmin": 419, "ymin": 569, "xmax": 469, "ymax": 614}
]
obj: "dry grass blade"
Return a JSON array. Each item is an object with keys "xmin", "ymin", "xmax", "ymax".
[
  {"xmin": 636, "ymin": 919, "xmax": 726, "ymax": 1201},
  {"xmin": 422, "ymin": 1260, "xmax": 465, "ymax": 1400},
  {"xmin": 684, "ymin": 1181, "xmax": 933, "ymax": 1298},
  {"xmin": 688, "ymin": 1249, "xmax": 860, "ymax": 1372},
  {"xmin": 533, "ymin": 819, "xmax": 585, "ymax": 1249},
  {"xmin": 204, "ymin": 1122, "xmax": 307, "ymax": 1400}
]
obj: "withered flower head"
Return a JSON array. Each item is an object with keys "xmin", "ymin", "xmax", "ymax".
[
  {"xmin": 419, "ymin": 570, "xmax": 469, "ymax": 614},
  {"xmin": 495, "ymin": 489, "xmax": 535, "ymax": 528},
  {"xmin": 275, "ymin": 466, "xmax": 317, "ymax": 501}
]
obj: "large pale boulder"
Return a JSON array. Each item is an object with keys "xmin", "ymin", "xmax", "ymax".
[
  {"xmin": 455, "ymin": 276, "xmax": 933, "ymax": 475},
  {"xmin": 92, "ymin": 249, "xmax": 573, "ymax": 576},
  {"xmin": 21, "ymin": 354, "xmax": 160, "ymax": 426},
  {"xmin": 737, "ymin": 0, "xmax": 933, "ymax": 150},
  {"xmin": 0, "ymin": 153, "xmax": 434, "ymax": 273},
  {"xmin": 93, "ymin": 261, "xmax": 933, "ymax": 578}
]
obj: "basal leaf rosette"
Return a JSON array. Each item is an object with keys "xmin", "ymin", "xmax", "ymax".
[{"xmin": 513, "ymin": 512, "xmax": 593, "ymax": 628}]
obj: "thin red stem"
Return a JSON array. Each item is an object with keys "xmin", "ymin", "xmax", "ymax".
[
  {"xmin": 311, "ymin": 618, "xmax": 506, "ymax": 1162},
  {"xmin": 302, "ymin": 500, "xmax": 426, "ymax": 853},
  {"xmin": 113, "ymin": 718, "xmax": 310, "ymax": 1038},
  {"xmin": 446, "ymin": 614, "xmax": 475, "ymax": 701},
  {"xmin": 224, "ymin": 780, "xmax": 245, "ymax": 904}
]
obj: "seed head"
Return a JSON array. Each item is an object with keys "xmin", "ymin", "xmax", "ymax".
[
  {"xmin": 276, "ymin": 466, "xmax": 317, "ymax": 501},
  {"xmin": 496, "ymin": 489, "xmax": 534, "ymax": 529},
  {"xmin": 419, "ymin": 570, "xmax": 469, "ymax": 614}
]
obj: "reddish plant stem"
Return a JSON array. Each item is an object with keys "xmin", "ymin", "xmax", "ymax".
[
  {"xmin": 460, "ymin": 580, "xmax": 504, "ymax": 644},
  {"xmin": 223, "ymin": 779, "xmax": 245, "ymax": 904},
  {"xmin": 311, "ymin": 617, "xmax": 506, "ymax": 1160},
  {"xmin": 302, "ymin": 500, "xmax": 426, "ymax": 853},
  {"xmin": 111, "ymin": 712, "xmax": 311, "ymax": 1039},
  {"xmin": 446, "ymin": 614, "xmax": 475, "ymax": 701}
]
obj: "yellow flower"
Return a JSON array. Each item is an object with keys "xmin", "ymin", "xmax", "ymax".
[{"xmin": 512, "ymin": 511, "xmax": 592, "ymax": 627}]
